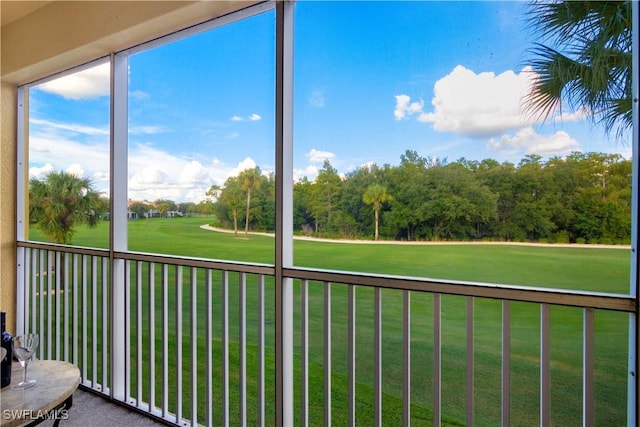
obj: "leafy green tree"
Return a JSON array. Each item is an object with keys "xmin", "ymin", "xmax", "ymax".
[
  {"xmin": 511, "ymin": 155, "xmax": 556, "ymax": 241},
  {"xmin": 387, "ymin": 150, "xmax": 432, "ymax": 240},
  {"xmin": 178, "ymin": 202, "xmax": 197, "ymax": 215},
  {"xmin": 197, "ymin": 199, "xmax": 216, "ymax": 216},
  {"xmin": 29, "ymin": 171, "xmax": 104, "ymax": 244},
  {"xmin": 239, "ymin": 167, "xmax": 262, "ymax": 237},
  {"xmin": 342, "ymin": 163, "xmax": 391, "ymax": 237},
  {"xmin": 154, "ymin": 199, "xmax": 177, "ymax": 217},
  {"xmin": 239, "ymin": 171, "xmax": 274, "ymax": 232},
  {"xmin": 525, "ymin": 1, "xmax": 632, "ymax": 135},
  {"xmin": 129, "ymin": 201, "xmax": 150, "ymax": 219},
  {"xmin": 215, "ymin": 178, "xmax": 244, "ymax": 237},
  {"xmin": 293, "ymin": 177, "xmax": 315, "ymax": 233},
  {"xmin": 362, "ymin": 184, "xmax": 392, "ymax": 240},
  {"xmin": 309, "ymin": 160, "xmax": 343, "ymax": 234}
]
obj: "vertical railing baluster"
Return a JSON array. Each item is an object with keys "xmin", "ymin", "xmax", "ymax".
[
  {"xmin": 190, "ymin": 267, "xmax": 198, "ymax": 426},
  {"xmin": 47, "ymin": 251, "xmax": 53, "ymax": 359},
  {"xmin": 22, "ymin": 248, "xmax": 29, "ymax": 334},
  {"xmin": 124, "ymin": 260, "xmax": 131, "ymax": 403},
  {"xmin": 301, "ymin": 279, "xmax": 309, "ymax": 427},
  {"xmin": 72, "ymin": 254, "xmax": 79, "ymax": 368},
  {"xmin": 64, "ymin": 253, "xmax": 69, "ymax": 362},
  {"xmin": 540, "ymin": 304, "xmax": 551, "ymax": 427},
  {"xmin": 162, "ymin": 264, "xmax": 169, "ymax": 418},
  {"xmin": 239, "ymin": 272, "xmax": 246, "ymax": 427},
  {"xmin": 348, "ymin": 285, "xmax": 356, "ymax": 426},
  {"xmin": 23, "ymin": 249, "xmax": 31, "ymax": 336},
  {"xmin": 258, "ymin": 275, "xmax": 265, "ymax": 426},
  {"xmin": 102, "ymin": 257, "xmax": 108, "ymax": 391},
  {"xmin": 502, "ymin": 300, "xmax": 511, "ymax": 427},
  {"xmin": 149, "ymin": 262, "xmax": 156, "ymax": 411},
  {"xmin": 583, "ymin": 308, "xmax": 595, "ymax": 427},
  {"xmin": 222, "ymin": 270, "xmax": 229, "ymax": 426},
  {"xmin": 403, "ymin": 290, "xmax": 411, "ymax": 426},
  {"xmin": 55, "ymin": 251, "xmax": 61, "ymax": 360},
  {"xmin": 82, "ymin": 254, "xmax": 88, "ymax": 383},
  {"xmin": 136, "ymin": 261, "xmax": 143, "ymax": 406},
  {"xmin": 205, "ymin": 269, "xmax": 213, "ymax": 427},
  {"xmin": 176, "ymin": 265, "xmax": 183, "ymax": 424},
  {"xmin": 36, "ymin": 249, "xmax": 47, "ymax": 359},
  {"xmin": 466, "ymin": 296, "xmax": 474, "ymax": 426},
  {"xmin": 92, "ymin": 256, "xmax": 98, "ymax": 388},
  {"xmin": 433, "ymin": 293, "xmax": 442, "ymax": 426},
  {"xmin": 324, "ymin": 281, "xmax": 332, "ymax": 427},
  {"xmin": 374, "ymin": 287, "xmax": 382, "ymax": 427},
  {"xmin": 30, "ymin": 249, "xmax": 37, "ymax": 336}
]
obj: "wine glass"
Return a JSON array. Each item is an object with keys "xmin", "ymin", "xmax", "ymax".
[{"xmin": 11, "ymin": 333, "xmax": 39, "ymax": 390}]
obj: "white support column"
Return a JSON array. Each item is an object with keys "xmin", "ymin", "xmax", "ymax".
[
  {"xmin": 629, "ymin": 2, "xmax": 639, "ymax": 425},
  {"xmin": 275, "ymin": 2, "xmax": 295, "ymax": 426},
  {"xmin": 111, "ymin": 52, "xmax": 128, "ymax": 401},
  {"xmin": 15, "ymin": 87, "xmax": 27, "ymax": 335}
]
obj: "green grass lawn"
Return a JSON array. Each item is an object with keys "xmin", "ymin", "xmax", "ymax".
[{"xmin": 28, "ymin": 217, "xmax": 632, "ymax": 425}]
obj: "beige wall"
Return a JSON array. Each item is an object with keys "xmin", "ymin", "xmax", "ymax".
[
  {"xmin": 0, "ymin": 0, "xmax": 258, "ymax": 332},
  {"xmin": 0, "ymin": 82, "xmax": 17, "ymax": 332}
]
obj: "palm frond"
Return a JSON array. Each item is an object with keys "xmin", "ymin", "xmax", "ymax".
[{"xmin": 524, "ymin": 0, "xmax": 631, "ymax": 136}]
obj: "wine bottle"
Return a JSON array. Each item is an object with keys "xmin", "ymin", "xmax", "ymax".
[{"xmin": 1, "ymin": 311, "xmax": 13, "ymax": 388}]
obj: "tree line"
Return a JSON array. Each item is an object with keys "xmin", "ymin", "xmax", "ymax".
[{"xmin": 211, "ymin": 151, "xmax": 632, "ymax": 244}]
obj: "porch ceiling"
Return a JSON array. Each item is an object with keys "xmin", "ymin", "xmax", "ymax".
[
  {"xmin": 1, "ymin": 1, "xmax": 259, "ymax": 85},
  {"xmin": 0, "ymin": 1, "xmax": 54, "ymax": 27}
]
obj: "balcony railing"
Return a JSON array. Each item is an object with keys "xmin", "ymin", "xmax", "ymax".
[{"xmin": 15, "ymin": 241, "xmax": 636, "ymax": 426}]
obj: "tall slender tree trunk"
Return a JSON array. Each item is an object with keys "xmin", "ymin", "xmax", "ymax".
[
  {"xmin": 374, "ymin": 208, "xmax": 380, "ymax": 241},
  {"xmin": 244, "ymin": 188, "xmax": 252, "ymax": 237}
]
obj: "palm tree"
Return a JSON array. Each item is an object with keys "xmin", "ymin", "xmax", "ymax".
[
  {"xmin": 29, "ymin": 171, "xmax": 103, "ymax": 244},
  {"xmin": 363, "ymin": 184, "xmax": 392, "ymax": 241},
  {"xmin": 525, "ymin": 1, "xmax": 632, "ymax": 136},
  {"xmin": 239, "ymin": 167, "xmax": 261, "ymax": 237}
]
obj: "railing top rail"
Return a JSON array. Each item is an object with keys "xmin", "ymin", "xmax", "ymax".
[
  {"xmin": 114, "ymin": 250, "xmax": 275, "ymax": 276},
  {"xmin": 18, "ymin": 241, "xmax": 109, "ymax": 257},
  {"xmin": 284, "ymin": 267, "xmax": 636, "ymax": 313},
  {"xmin": 18, "ymin": 241, "xmax": 635, "ymax": 312}
]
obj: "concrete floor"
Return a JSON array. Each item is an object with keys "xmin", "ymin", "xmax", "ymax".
[{"xmin": 39, "ymin": 388, "xmax": 166, "ymax": 427}]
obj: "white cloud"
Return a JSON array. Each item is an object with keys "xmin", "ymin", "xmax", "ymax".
[
  {"xmin": 129, "ymin": 166, "xmax": 168, "ymax": 186},
  {"xmin": 234, "ymin": 157, "xmax": 257, "ymax": 173},
  {"xmin": 555, "ymin": 107, "xmax": 590, "ymax": 123},
  {"xmin": 129, "ymin": 125, "xmax": 168, "ymax": 135},
  {"xmin": 36, "ymin": 63, "xmax": 110, "ymax": 100},
  {"xmin": 488, "ymin": 127, "xmax": 581, "ymax": 157},
  {"xmin": 394, "ymin": 94, "xmax": 424, "ymax": 120},
  {"xmin": 30, "ymin": 118, "xmax": 109, "ymax": 136},
  {"xmin": 306, "ymin": 149, "xmax": 335, "ymax": 163},
  {"xmin": 178, "ymin": 160, "xmax": 209, "ymax": 185},
  {"xmin": 29, "ymin": 131, "xmax": 110, "ymax": 183},
  {"xmin": 66, "ymin": 164, "xmax": 85, "ymax": 178},
  {"xmin": 415, "ymin": 65, "xmax": 535, "ymax": 138},
  {"xmin": 309, "ymin": 90, "xmax": 326, "ymax": 108},
  {"xmin": 231, "ymin": 113, "xmax": 262, "ymax": 122},
  {"xmin": 294, "ymin": 165, "xmax": 319, "ymax": 182},
  {"xmin": 29, "ymin": 163, "xmax": 54, "ymax": 180},
  {"xmin": 130, "ymin": 90, "xmax": 149, "ymax": 99},
  {"xmin": 27, "ymin": 116, "xmax": 273, "ymax": 203}
]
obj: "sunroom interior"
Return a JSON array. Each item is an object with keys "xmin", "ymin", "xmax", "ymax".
[{"xmin": 2, "ymin": 1, "xmax": 639, "ymax": 426}]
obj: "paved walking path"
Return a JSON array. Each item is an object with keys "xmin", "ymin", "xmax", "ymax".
[{"xmin": 199, "ymin": 224, "xmax": 629, "ymax": 249}]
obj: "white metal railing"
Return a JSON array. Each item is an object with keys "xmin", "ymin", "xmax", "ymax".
[{"xmin": 16, "ymin": 241, "xmax": 636, "ymax": 426}]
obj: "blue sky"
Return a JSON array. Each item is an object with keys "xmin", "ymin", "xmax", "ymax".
[{"xmin": 28, "ymin": 1, "xmax": 632, "ymax": 203}]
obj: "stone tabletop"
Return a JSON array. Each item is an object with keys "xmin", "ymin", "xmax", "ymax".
[{"xmin": 0, "ymin": 360, "xmax": 80, "ymax": 427}]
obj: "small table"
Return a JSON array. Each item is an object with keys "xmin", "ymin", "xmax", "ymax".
[{"xmin": 0, "ymin": 360, "xmax": 80, "ymax": 427}]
